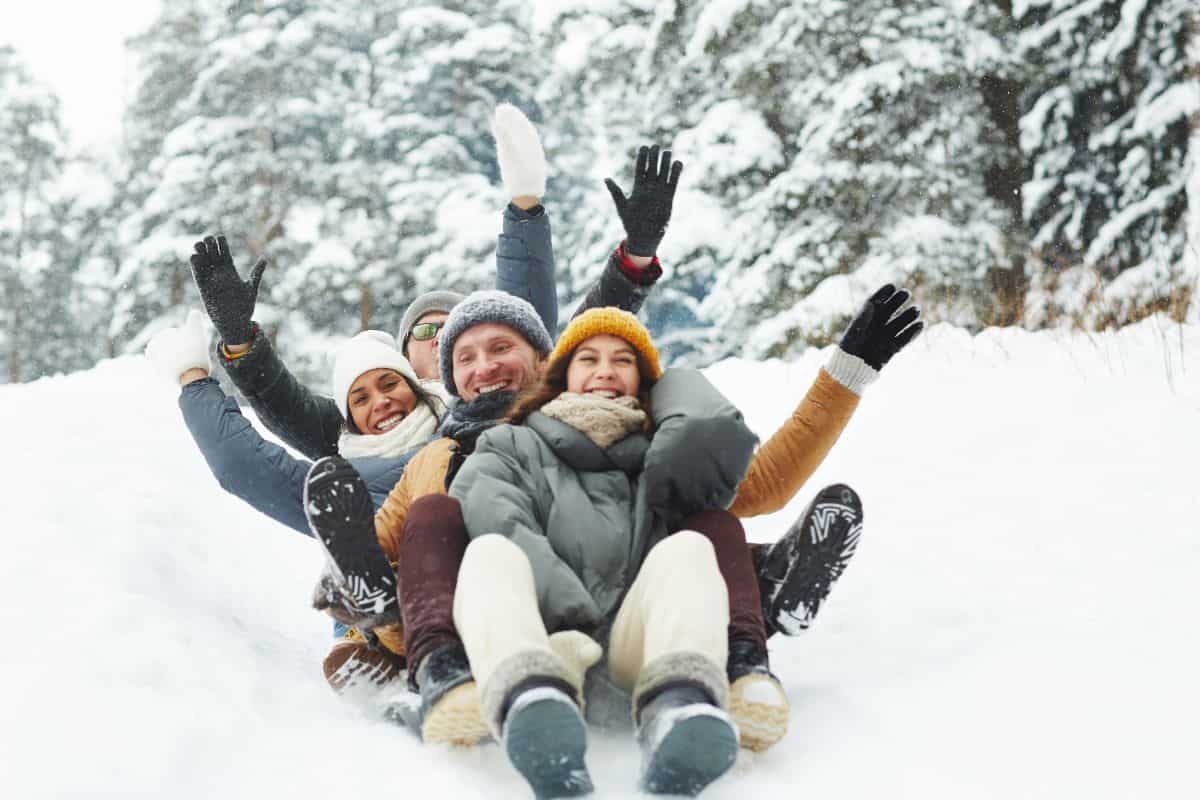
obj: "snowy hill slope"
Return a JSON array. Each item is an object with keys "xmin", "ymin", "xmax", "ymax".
[{"xmin": 2, "ymin": 319, "xmax": 1198, "ymax": 799}]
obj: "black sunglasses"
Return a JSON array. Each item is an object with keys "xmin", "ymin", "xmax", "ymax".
[{"xmin": 409, "ymin": 321, "xmax": 445, "ymax": 342}]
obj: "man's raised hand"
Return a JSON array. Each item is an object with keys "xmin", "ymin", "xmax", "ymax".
[{"xmin": 189, "ymin": 234, "xmax": 267, "ymax": 346}]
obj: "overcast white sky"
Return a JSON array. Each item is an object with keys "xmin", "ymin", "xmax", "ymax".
[{"xmin": 3, "ymin": 1, "xmax": 162, "ymax": 153}]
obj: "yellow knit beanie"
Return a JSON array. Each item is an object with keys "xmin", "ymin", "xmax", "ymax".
[{"xmin": 548, "ymin": 307, "xmax": 662, "ymax": 380}]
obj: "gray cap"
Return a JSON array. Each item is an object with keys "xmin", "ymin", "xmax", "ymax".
[
  {"xmin": 397, "ymin": 290, "xmax": 466, "ymax": 354},
  {"xmin": 438, "ymin": 290, "xmax": 553, "ymax": 397}
]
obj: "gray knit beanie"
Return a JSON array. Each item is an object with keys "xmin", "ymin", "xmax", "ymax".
[
  {"xmin": 438, "ymin": 290, "xmax": 553, "ymax": 397},
  {"xmin": 397, "ymin": 290, "xmax": 465, "ymax": 354}
]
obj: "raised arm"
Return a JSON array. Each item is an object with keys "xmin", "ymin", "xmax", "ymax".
[
  {"xmin": 574, "ymin": 145, "xmax": 680, "ymax": 319},
  {"xmin": 188, "ymin": 234, "xmax": 342, "ymax": 459},
  {"xmin": 729, "ymin": 284, "xmax": 924, "ymax": 517},
  {"xmin": 215, "ymin": 326, "xmax": 342, "ymax": 460},
  {"xmin": 492, "ymin": 104, "xmax": 558, "ymax": 335},
  {"xmin": 179, "ymin": 377, "xmax": 313, "ymax": 534},
  {"xmin": 145, "ymin": 311, "xmax": 313, "ymax": 535}
]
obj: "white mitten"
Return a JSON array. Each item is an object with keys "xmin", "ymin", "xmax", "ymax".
[
  {"xmin": 145, "ymin": 309, "xmax": 211, "ymax": 384},
  {"xmin": 547, "ymin": 630, "xmax": 603, "ymax": 690},
  {"xmin": 493, "ymin": 103, "xmax": 546, "ymax": 199}
]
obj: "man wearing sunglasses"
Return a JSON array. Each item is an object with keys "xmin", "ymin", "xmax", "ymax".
[{"xmin": 396, "ymin": 293, "xmax": 461, "ymax": 381}]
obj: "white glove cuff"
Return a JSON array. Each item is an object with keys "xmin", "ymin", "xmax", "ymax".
[{"xmin": 825, "ymin": 347, "xmax": 879, "ymax": 397}]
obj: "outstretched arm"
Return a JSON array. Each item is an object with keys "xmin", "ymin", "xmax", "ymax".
[
  {"xmin": 145, "ymin": 311, "xmax": 314, "ymax": 534},
  {"xmin": 574, "ymin": 144, "xmax": 681, "ymax": 319},
  {"xmin": 216, "ymin": 328, "xmax": 343, "ymax": 460},
  {"xmin": 729, "ymin": 285, "xmax": 924, "ymax": 518},
  {"xmin": 179, "ymin": 378, "xmax": 314, "ymax": 535},
  {"xmin": 492, "ymin": 105, "xmax": 558, "ymax": 335},
  {"xmin": 188, "ymin": 234, "xmax": 342, "ymax": 459}
]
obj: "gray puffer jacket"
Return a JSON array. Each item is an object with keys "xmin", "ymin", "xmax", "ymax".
[{"xmin": 448, "ymin": 369, "xmax": 758, "ymax": 635}]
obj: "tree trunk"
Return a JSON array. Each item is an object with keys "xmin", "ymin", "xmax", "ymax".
[
  {"xmin": 980, "ymin": 0, "xmax": 1028, "ymax": 326},
  {"xmin": 359, "ymin": 283, "xmax": 374, "ymax": 331}
]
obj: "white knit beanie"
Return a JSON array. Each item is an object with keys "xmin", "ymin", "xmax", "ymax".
[{"xmin": 332, "ymin": 331, "xmax": 422, "ymax": 421}]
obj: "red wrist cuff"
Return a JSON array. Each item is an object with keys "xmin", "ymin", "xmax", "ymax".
[{"xmin": 615, "ymin": 242, "xmax": 662, "ymax": 285}]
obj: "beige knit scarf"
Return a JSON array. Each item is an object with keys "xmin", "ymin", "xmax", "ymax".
[{"xmin": 539, "ymin": 392, "xmax": 646, "ymax": 449}]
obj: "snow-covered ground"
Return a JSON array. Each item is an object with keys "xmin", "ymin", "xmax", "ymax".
[{"xmin": 2, "ymin": 318, "xmax": 1198, "ymax": 799}]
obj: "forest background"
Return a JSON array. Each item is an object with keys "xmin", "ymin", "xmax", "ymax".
[{"xmin": 2, "ymin": 0, "xmax": 1197, "ymax": 385}]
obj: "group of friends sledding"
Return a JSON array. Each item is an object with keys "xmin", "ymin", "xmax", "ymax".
[{"xmin": 144, "ymin": 104, "xmax": 923, "ymax": 798}]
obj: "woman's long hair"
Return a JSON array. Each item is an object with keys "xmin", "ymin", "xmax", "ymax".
[{"xmin": 507, "ymin": 343, "xmax": 658, "ymax": 429}]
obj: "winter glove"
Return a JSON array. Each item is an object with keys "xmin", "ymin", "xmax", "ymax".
[
  {"xmin": 839, "ymin": 284, "xmax": 923, "ymax": 369},
  {"xmin": 825, "ymin": 284, "xmax": 923, "ymax": 396},
  {"xmin": 604, "ymin": 145, "xmax": 683, "ymax": 257},
  {"xmin": 493, "ymin": 103, "xmax": 546, "ymax": 199},
  {"xmin": 144, "ymin": 309, "xmax": 211, "ymax": 384},
  {"xmin": 189, "ymin": 234, "xmax": 267, "ymax": 346}
]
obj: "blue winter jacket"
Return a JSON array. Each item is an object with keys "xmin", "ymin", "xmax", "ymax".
[{"xmin": 179, "ymin": 377, "xmax": 428, "ymax": 536}]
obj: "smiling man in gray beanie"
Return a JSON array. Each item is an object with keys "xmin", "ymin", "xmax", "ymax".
[{"xmin": 437, "ymin": 289, "xmax": 554, "ymax": 400}]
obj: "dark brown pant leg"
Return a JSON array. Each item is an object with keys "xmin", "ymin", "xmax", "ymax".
[
  {"xmin": 677, "ymin": 509, "xmax": 767, "ymax": 647},
  {"xmin": 399, "ymin": 494, "xmax": 469, "ymax": 683}
]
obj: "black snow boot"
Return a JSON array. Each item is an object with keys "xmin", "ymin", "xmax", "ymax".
[
  {"xmin": 757, "ymin": 483, "xmax": 863, "ymax": 636},
  {"xmin": 304, "ymin": 456, "xmax": 398, "ymax": 628},
  {"xmin": 414, "ymin": 641, "xmax": 490, "ymax": 746},
  {"xmin": 502, "ymin": 678, "xmax": 593, "ymax": 799},
  {"xmin": 636, "ymin": 683, "xmax": 738, "ymax": 796}
]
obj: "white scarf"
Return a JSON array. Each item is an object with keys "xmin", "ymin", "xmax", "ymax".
[
  {"xmin": 539, "ymin": 392, "xmax": 646, "ymax": 449},
  {"xmin": 337, "ymin": 400, "xmax": 440, "ymax": 459}
]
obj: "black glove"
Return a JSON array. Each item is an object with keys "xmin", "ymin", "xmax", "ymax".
[
  {"xmin": 604, "ymin": 145, "xmax": 683, "ymax": 257},
  {"xmin": 189, "ymin": 234, "xmax": 267, "ymax": 345},
  {"xmin": 839, "ymin": 284, "xmax": 924, "ymax": 370}
]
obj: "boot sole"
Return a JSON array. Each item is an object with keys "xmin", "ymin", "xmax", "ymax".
[
  {"xmin": 641, "ymin": 705, "xmax": 738, "ymax": 796},
  {"xmin": 766, "ymin": 484, "xmax": 863, "ymax": 635},
  {"xmin": 504, "ymin": 690, "xmax": 592, "ymax": 799},
  {"xmin": 729, "ymin": 673, "xmax": 790, "ymax": 752},
  {"xmin": 303, "ymin": 457, "xmax": 398, "ymax": 622},
  {"xmin": 421, "ymin": 681, "xmax": 491, "ymax": 747}
]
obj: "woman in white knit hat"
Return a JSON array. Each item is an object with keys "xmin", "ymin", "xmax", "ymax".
[{"xmin": 145, "ymin": 316, "xmax": 445, "ymax": 691}]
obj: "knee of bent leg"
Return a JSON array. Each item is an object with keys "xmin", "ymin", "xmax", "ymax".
[
  {"xmin": 458, "ymin": 533, "xmax": 530, "ymax": 584},
  {"xmin": 648, "ymin": 530, "xmax": 719, "ymax": 576}
]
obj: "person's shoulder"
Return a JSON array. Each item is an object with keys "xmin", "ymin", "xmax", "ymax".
[
  {"xmin": 407, "ymin": 437, "xmax": 455, "ymax": 468},
  {"xmin": 476, "ymin": 421, "xmax": 551, "ymax": 460}
]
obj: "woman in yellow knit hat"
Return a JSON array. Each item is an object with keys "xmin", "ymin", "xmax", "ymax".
[{"xmin": 444, "ymin": 306, "xmax": 760, "ymax": 797}]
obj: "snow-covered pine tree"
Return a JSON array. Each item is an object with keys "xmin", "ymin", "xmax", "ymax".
[
  {"xmin": 110, "ymin": 0, "xmax": 222, "ymax": 347},
  {"xmin": 1019, "ymin": 0, "xmax": 1199, "ymax": 327},
  {"xmin": 653, "ymin": 1, "xmax": 1022, "ymax": 361},
  {"xmin": 530, "ymin": 1, "xmax": 664, "ymax": 323},
  {"xmin": 534, "ymin": 1, "xmax": 1023, "ymax": 363},
  {"xmin": 117, "ymin": 0, "xmax": 375, "ymax": 382},
  {"xmin": 0, "ymin": 46, "xmax": 69, "ymax": 382},
  {"xmin": 358, "ymin": 0, "xmax": 543, "ymax": 331},
  {"xmin": 20, "ymin": 158, "xmax": 123, "ymax": 379}
]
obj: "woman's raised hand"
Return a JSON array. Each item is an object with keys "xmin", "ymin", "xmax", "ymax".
[
  {"xmin": 838, "ymin": 284, "xmax": 924, "ymax": 371},
  {"xmin": 604, "ymin": 145, "xmax": 683, "ymax": 257},
  {"xmin": 145, "ymin": 309, "xmax": 211, "ymax": 385}
]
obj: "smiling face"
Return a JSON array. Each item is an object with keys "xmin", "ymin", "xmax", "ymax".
[
  {"xmin": 565, "ymin": 334, "xmax": 641, "ymax": 399},
  {"xmin": 404, "ymin": 311, "xmax": 448, "ymax": 381},
  {"xmin": 347, "ymin": 368, "xmax": 419, "ymax": 435},
  {"xmin": 451, "ymin": 322, "xmax": 543, "ymax": 403}
]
